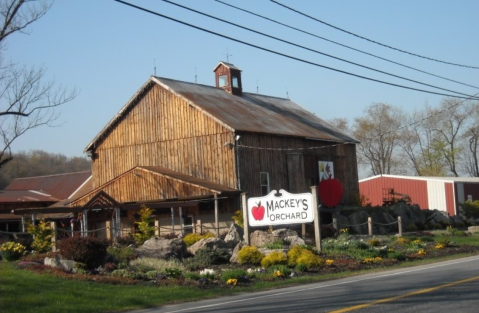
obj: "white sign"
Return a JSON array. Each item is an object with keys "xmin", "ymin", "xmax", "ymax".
[{"xmin": 247, "ymin": 189, "xmax": 313, "ymax": 227}]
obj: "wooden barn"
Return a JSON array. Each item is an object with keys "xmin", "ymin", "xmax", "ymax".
[
  {"xmin": 22, "ymin": 62, "xmax": 359, "ymax": 238},
  {"xmin": 359, "ymin": 175, "xmax": 479, "ymax": 216}
]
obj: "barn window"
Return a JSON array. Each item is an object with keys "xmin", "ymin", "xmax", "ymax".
[
  {"xmin": 218, "ymin": 75, "xmax": 228, "ymax": 87},
  {"xmin": 232, "ymin": 76, "xmax": 239, "ymax": 88},
  {"xmin": 260, "ymin": 172, "xmax": 270, "ymax": 196}
]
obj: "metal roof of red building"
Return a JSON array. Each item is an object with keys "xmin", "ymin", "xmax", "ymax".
[{"xmin": 5, "ymin": 171, "xmax": 92, "ymax": 200}]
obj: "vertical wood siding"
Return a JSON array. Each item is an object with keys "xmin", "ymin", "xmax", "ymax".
[
  {"xmin": 91, "ymin": 84, "xmax": 236, "ymax": 190},
  {"xmin": 239, "ymin": 133, "xmax": 359, "ymax": 204}
]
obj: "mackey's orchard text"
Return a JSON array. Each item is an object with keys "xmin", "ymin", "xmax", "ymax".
[{"xmin": 247, "ymin": 189, "xmax": 314, "ymax": 227}]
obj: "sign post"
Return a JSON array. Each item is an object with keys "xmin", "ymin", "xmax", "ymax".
[
  {"xmin": 241, "ymin": 193, "xmax": 250, "ymax": 245},
  {"xmin": 311, "ymin": 186, "xmax": 321, "ymax": 252}
]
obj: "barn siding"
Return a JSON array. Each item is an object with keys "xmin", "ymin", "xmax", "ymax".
[
  {"xmin": 239, "ymin": 133, "xmax": 359, "ymax": 204},
  {"xmin": 463, "ymin": 183, "xmax": 479, "ymax": 202},
  {"xmin": 445, "ymin": 183, "xmax": 455, "ymax": 216},
  {"xmin": 91, "ymin": 84, "xmax": 236, "ymax": 193},
  {"xmin": 427, "ymin": 181, "xmax": 447, "ymax": 212},
  {"xmin": 359, "ymin": 177, "xmax": 428, "ymax": 208}
]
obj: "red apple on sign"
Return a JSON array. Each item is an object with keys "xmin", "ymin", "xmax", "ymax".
[
  {"xmin": 318, "ymin": 178, "xmax": 343, "ymax": 207},
  {"xmin": 251, "ymin": 201, "xmax": 265, "ymax": 221}
]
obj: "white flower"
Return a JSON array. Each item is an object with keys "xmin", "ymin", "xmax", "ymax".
[{"xmin": 199, "ymin": 268, "xmax": 215, "ymax": 276}]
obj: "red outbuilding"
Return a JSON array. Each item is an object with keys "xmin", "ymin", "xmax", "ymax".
[{"xmin": 359, "ymin": 175, "xmax": 479, "ymax": 216}]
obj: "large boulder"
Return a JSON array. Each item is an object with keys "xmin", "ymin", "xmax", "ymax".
[
  {"xmin": 249, "ymin": 228, "xmax": 300, "ymax": 247},
  {"xmin": 348, "ymin": 211, "xmax": 369, "ymax": 234},
  {"xmin": 370, "ymin": 210, "xmax": 397, "ymax": 234},
  {"xmin": 249, "ymin": 230, "xmax": 275, "ymax": 247},
  {"xmin": 427, "ymin": 210, "xmax": 451, "ymax": 226},
  {"xmin": 135, "ymin": 238, "xmax": 187, "ymax": 259},
  {"xmin": 229, "ymin": 241, "xmax": 247, "ymax": 263},
  {"xmin": 187, "ymin": 237, "xmax": 235, "ymax": 255},
  {"xmin": 224, "ymin": 223, "xmax": 244, "ymax": 244},
  {"xmin": 45, "ymin": 256, "xmax": 77, "ymax": 273}
]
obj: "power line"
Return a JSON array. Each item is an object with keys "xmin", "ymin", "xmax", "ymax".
[
  {"xmin": 270, "ymin": 0, "xmax": 479, "ymax": 70},
  {"xmin": 159, "ymin": 0, "xmax": 474, "ymax": 98},
  {"xmin": 114, "ymin": 0, "xmax": 479, "ymax": 100},
  {"xmin": 214, "ymin": 0, "xmax": 479, "ymax": 90}
]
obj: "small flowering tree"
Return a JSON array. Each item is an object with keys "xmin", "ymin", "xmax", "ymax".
[
  {"xmin": 26, "ymin": 219, "xmax": 53, "ymax": 253},
  {"xmin": 134, "ymin": 205, "xmax": 155, "ymax": 245}
]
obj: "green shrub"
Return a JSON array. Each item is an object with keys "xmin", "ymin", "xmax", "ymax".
[
  {"xmin": 184, "ymin": 272, "xmax": 201, "ymax": 280},
  {"xmin": 268, "ymin": 264, "xmax": 291, "ymax": 277},
  {"xmin": 134, "ymin": 205, "xmax": 155, "ymax": 245},
  {"xmin": 220, "ymin": 269, "xmax": 248, "ymax": 282},
  {"xmin": 183, "ymin": 232, "xmax": 215, "ymax": 247},
  {"xmin": 238, "ymin": 246, "xmax": 265, "ymax": 265},
  {"xmin": 0, "ymin": 242, "xmax": 26, "ymax": 261},
  {"xmin": 261, "ymin": 251, "xmax": 287, "ymax": 268},
  {"xmin": 57, "ymin": 237, "xmax": 110, "ymax": 269},
  {"xmin": 295, "ymin": 263, "xmax": 308, "ymax": 272},
  {"xmin": 367, "ymin": 239, "xmax": 381, "ymax": 247},
  {"xmin": 231, "ymin": 210, "xmax": 244, "ymax": 228},
  {"xmin": 296, "ymin": 250, "xmax": 323, "ymax": 269},
  {"xmin": 287, "ymin": 245, "xmax": 306, "ymax": 266},
  {"xmin": 107, "ymin": 246, "xmax": 137, "ymax": 263},
  {"xmin": 433, "ymin": 223, "xmax": 444, "ymax": 230},
  {"xmin": 418, "ymin": 236, "xmax": 435, "ymax": 242},
  {"xmin": 130, "ymin": 257, "xmax": 185, "ymax": 272},
  {"xmin": 460, "ymin": 200, "xmax": 479, "ymax": 219},
  {"xmin": 406, "ymin": 224, "xmax": 418, "ymax": 232},
  {"xmin": 164, "ymin": 268, "xmax": 183, "ymax": 278},
  {"xmin": 389, "ymin": 251, "xmax": 406, "ymax": 261},
  {"xmin": 183, "ymin": 248, "xmax": 230, "ymax": 270},
  {"xmin": 262, "ymin": 239, "xmax": 288, "ymax": 249},
  {"xmin": 26, "ymin": 219, "xmax": 53, "ymax": 253}
]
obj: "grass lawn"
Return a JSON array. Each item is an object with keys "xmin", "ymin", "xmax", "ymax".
[{"xmin": 1, "ymin": 232, "xmax": 478, "ymax": 313}]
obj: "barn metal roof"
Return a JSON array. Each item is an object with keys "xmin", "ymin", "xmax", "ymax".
[
  {"xmin": 85, "ymin": 76, "xmax": 357, "ymax": 152},
  {"xmin": 359, "ymin": 174, "xmax": 479, "ymax": 184},
  {"xmin": 0, "ymin": 190, "xmax": 60, "ymax": 203},
  {"xmin": 5, "ymin": 171, "xmax": 92, "ymax": 200}
]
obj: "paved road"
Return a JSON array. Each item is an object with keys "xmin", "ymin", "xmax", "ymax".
[{"xmin": 129, "ymin": 255, "xmax": 479, "ymax": 313}]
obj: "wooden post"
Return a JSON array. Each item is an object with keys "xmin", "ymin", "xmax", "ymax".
[
  {"xmin": 82, "ymin": 210, "xmax": 88, "ymax": 237},
  {"xmin": 368, "ymin": 217, "xmax": 373, "ymax": 236},
  {"xmin": 70, "ymin": 221, "xmax": 74, "ymax": 237},
  {"xmin": 105, "ymin": 221, "xmax": 111, "ymax": 240},
  {"xmin": 155, "ymin": 219, "xmax": 160, "ymax": 237},
  {"xmin": 241, "ymin": 193, "xmax": 250, "ymax": 245},
  {"xmin": 333, "ymin": 218, "xmax": 338, "ymax": 233},
  {"xmin": 214, "ymin": 193, "xmax": 219, "ymax": 238},
  {"xmin": 311, "ymin": 186, "xmax": 321, "ymax": 252},
  {"xmin": 398, "ymin": 216, "xmax": 403, "ymax": 236},
  {"xmin": 302, "ymin": 223, "xmax": 306, "ymax": 238},
  {"xmin": 50, "ymin": 222, "xmax": 57, "ymax": 252},
  {"xmin": 171, "ymin": 207, "xmax": 175, "ymax": 234},
  {"xmin": 197, "ymin": 219, "xmax": 202, "ymax": 234},
  {"xmin": 21, "ymin": 216, "xmax": 25, "ymax": 233},
  {"xmin": 179, "ymin": 207, "xmax": 184, "ymax": 236}
]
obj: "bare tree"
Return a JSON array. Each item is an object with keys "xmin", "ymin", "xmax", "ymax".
[
  {"xmin": 462, "ymin": 102, "xmax": 479, "ymax": 177},
  {"xmin": 352, "ymin": 103, "xmax": 405, "ymax": 176},
  {"xmin": 0, "ymin": 0, "xmax": 76, "ymax": 168}
]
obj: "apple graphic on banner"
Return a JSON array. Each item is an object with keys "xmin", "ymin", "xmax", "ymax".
[
  {"xmin": 318, "ymin": 178, "xmax": 343, "ymax": 207},
  {"xmin": 251, "ymin": 201, "xmax": 265, "ymax": 221}
]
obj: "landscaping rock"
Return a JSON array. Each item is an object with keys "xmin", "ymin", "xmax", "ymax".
[
  {"xmin": 348, "ymin": 211, "xmax": 369, "ymax": 234},
  {"xmin": 426, "ymin": 210, "xmax": 451, "ymax": 226},
  {"xmin": 45, "ymin": 256, "xmax": 77, "ymax": 273},
  {"xmin": 249, "ymin": 230, "xmax": 275, "ymax": 247},
  {"xmin": 284, "ymin": 235, "xmax": 305, "ymax": 247},
  {"xmin": 258, "ymin": 248, "xmax": 288, "ymax": 257},
  {"xmin": 370, "ymin": 210, "xmax": 396, "ymax": 235},
  {"xmin": 393, "ymin": 202, "xmax": 426, "ymax": 230},
  {"xmin": 187, "ymin": 237, "xmax": 235, "ymax": 255},
  {"xmin": 229, "ymin": 241, "xmax": 247, "ymax": 263},
  {"xmin": 224, "ymin": 223, "xmax": 244, "ymax": 244},
  {"xmin": 135, "ymin": 238, "xmax": 187, "ymax": 259}
]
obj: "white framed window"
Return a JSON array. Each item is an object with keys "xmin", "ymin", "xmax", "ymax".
[
  {"xmin": 232, "ymin": 76, "xmax": 239, "ymax": 88},
  {"xmin": 260, "ymin": 172, "xmax": 270, "ymax": 196},
  {"xmin": 218, "ymin": 75, "xmax": 228, "ymax": 87}
]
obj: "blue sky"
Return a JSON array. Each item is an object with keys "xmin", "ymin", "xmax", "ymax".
[{"xmin": 5, "ymin": 0, "xmax": 478, "ymax": 158}]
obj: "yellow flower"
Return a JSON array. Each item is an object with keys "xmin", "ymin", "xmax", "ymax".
[
  {"xmin": 273, "ymin": 270, "xmax": 284, "ymax": 278},
  {"xmin": 325, "ymin": 259, "xmax": 334, "ymax": 266},
  {"xmin": 226, "ymin": 279, "xmax": 237, "ymax": 286},
  {"xmin": 418, "ymin": 249, "xmax": 426, "ymax": 255}
]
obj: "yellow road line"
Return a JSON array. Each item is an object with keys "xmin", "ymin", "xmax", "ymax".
[{"xmin": 329, "ymin": 275, "xmax": 479, "ymax": 313}]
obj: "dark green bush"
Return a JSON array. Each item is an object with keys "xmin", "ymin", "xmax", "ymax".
[
  {"xmin": 184, "ymin": 248, "xmax": 230, "ymax": 270},
  {"xmin": 107, "ymin": 246, "xmax": 137, "ymax": 263},
  {"xmin": 58, "ymin": 236, "xmax": 110, "ymax": 269}
]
